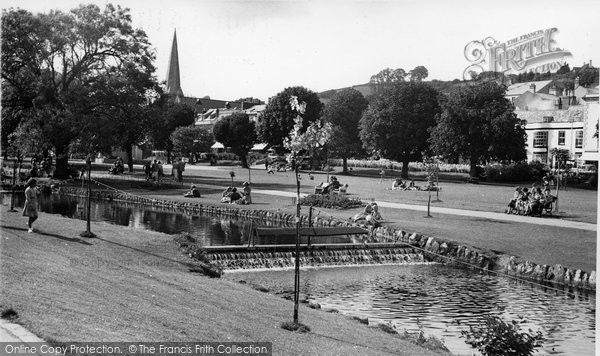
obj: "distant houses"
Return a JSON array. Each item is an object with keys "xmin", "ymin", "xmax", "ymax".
[{"xmin": 508, "ymin": 79, "xmax": 599, "ymax": 165}]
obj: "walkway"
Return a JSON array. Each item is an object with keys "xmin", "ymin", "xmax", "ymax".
[
  {"xmin": 252, "ymin": 189, "xmax": 597, "ymax": 232},
  {"xmin": 0, "ymin": 318, "xmax": 44, "ymax": 347}
]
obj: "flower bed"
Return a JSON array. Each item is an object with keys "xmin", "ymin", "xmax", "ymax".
[{"xmin": 299, "ymin": 194, "xmax": 363, "ymax": 209}]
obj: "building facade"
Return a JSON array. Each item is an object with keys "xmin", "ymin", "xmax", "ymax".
[{"xmin": 508, "ymin": 80, "xmax": 599, "ymax": 165}]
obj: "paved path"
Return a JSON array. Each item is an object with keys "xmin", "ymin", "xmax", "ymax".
[
  {"xmin": 0, "ymin": 319, "xmax": 44, "ymax": 344},
  {"xmin": 252, "ymin": 189, "xmax": 597, "ymax": 232}
]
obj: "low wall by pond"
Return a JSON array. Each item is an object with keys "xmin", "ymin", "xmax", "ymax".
[
  {"xmin": 368, "ymin": 226, "xmax": 596, "ymax": 291},
  {"xmin": 55, "ymin": 185, "xmax": 595, "ymax": 291}
]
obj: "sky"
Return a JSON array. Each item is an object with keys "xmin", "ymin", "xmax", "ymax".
[{"xmin": 4, "ymin": 0, "xmax": 600, "ymax": 102}]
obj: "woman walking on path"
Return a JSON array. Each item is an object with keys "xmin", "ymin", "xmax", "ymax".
[{"xmin": 23, "ymin": 178, "xmax": 39, "ymax": 233}]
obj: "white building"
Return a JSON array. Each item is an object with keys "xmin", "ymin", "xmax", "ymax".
[{"xmin": 508, "ymin": 80, "xmax": 599, "ymax": 165}]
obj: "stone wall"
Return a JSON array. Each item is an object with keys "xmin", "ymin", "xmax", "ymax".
[
  {"xmin": 56, "ymin": 186, "xmax": 596, "ymax": 291},
  {"xmin": 369, "ymin": 226, "xmax": 596, "ymax": 291}
]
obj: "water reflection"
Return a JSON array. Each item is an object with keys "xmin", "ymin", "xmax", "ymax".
[
  {"xmin": 232, "ymin": 265, "xmax": 595, "ymax": 355},
  {"xmin": 1, "ymin": 193, "xmax": 351, "ymax": 246}
]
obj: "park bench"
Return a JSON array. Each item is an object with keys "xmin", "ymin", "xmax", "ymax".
[{"xmin": 313, "ymin": 183, "xmax": 348, "ymax": 195}]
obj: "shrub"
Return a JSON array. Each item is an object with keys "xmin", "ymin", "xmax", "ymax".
[
  {"xmin": 280, "ymin": 321, "xmax": 311, "ymax": 333},
  {"xmin": 299, "ymin": 194, "xmax": 363, "ymax": 209},
  {"xmin": 461, "ymin": 314, "xmax": 544, "ymax": 356},
  {"xmin": 482, "ymin": 162, "xmax": 549, "ymax": 183},
  {"xmin": 0, "ymin": 306, "xmax": 19, "ymax": 321}
]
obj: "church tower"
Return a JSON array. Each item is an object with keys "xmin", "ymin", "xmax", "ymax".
[{"xmin": 165, "ymin": 30, "xmax": 184, "ymax": 100}]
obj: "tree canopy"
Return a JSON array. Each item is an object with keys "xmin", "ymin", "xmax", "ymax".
[
  {"xmin": 213, "ymin": 112, "xmax": 257, "ymax": 168},
  {"xmin": 257, "ymin": 86, "xmax": 323, "ymax": 149},
  {"xmin": 359, "ymin": 82, "xmax": 441, "ymax": 178},
  {"xmin": 322, "ymin": 88, "xmax": 369, "ymax": 172},
  {"xmin": 148, "ymin": 102, "xmax": 196, "ymax": 161},
  {"xmin": 409, "ymin": 66, "xmax": 429, "ymax": 81},
  {"xmin": 171, "ymin": 126, "xmax": 214, "ymax": 163},
  {"xmin": 428, "ymin": 81, "xmax": 527, "ymax": 177},
  {"xmin": 1, "ymin": 4, "xmax": 157, "ymax": 178}
]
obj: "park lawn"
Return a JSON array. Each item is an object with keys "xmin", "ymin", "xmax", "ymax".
[
  {"xmin": 0, "ymin": 207, "xmax": 445, "ymax": 356},
  {"xmin": 93, "ymin": 165, "xmax": 598, "ymax": 224},
  {"xmin": 86, "ymin": 167, "xmax": 597, "ymax": 273}
]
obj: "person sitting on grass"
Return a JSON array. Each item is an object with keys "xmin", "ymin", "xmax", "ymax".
[
  {"xmin": 407, "ymin": 180, "xmax": 418, "ymax": 190},
  {"xmin": 241, "ymin": 182, "xmax": 251, "ymax": 204},
  {"xmin": 391, "ymin": 178, "xmax": 406, "ymax": 190},
  {"xmin": 183, "ymin": 184, "xmax": 201, "ymax": 198},
  {"xmin": 352, "ymin": 202, "xmax": 382, "ymax": 227},
  {"xmin": 229, "ymin": 187, "xmax": 243, "ymax": 204},
  {"xmin": 221, "ymin": 187, "xmax": 233, "ymax": 203}
]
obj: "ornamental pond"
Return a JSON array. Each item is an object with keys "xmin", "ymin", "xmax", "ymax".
[{"xmin": 2, "ymin": 192, "xmax": 595, "ymax": 355}]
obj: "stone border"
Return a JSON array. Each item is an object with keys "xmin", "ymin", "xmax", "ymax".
[
  {"xmin": 369, "ymin": 226, "xmax": 596, "ymax": 291},
  {"xmin": 55, "ymin": 186, "xmax": 596, "ymax": 291}
]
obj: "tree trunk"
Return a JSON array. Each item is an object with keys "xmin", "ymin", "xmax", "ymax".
[
  {"xmin": 239, "ymin": 152, "xmax": 249, "ymax": 169},
  {"xmin": 401, "ymin": 159, "xmax": 410, "ymax": 178},
  {"xmin": 54, "ymin": 153, "xmax": 70, "ymax": 179},
  {"xmin": 126, "ymin": 144, "xmax": 134, "ymax": 172},
  {"xmin": 469, "ymin": 157, "xmax": 479, "ymax": 178},
  {"xmin": 342, "ymin": 157, "xmax": 348, "ymax": 174}
]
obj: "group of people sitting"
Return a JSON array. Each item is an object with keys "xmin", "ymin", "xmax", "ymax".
[
  {"xmin": 390, "ymin": 178, "xmax": 439, "ymax": 191},
  {"xmin": 506, "ymin": 185, "xmax": 557, "ymax": 216},
  {"xmin": 108, "ymin": 158, "xmax": 125, "ymax": 175},
  {"xmin": 351, "ymin": 202, "xmax": 383, "ymax": 227},
  {"xmin": 221, "ymin": 182, "xmax": 252, "ymax": 204}
]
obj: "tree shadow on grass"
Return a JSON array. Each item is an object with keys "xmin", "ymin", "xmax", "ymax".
[
  {"xmin": 1, "ymin": 225, "xmax": 92, "ymax": 245},
  {"xmin": 94, "ymin": 236, "xmax": 199, "ymax": 269}
]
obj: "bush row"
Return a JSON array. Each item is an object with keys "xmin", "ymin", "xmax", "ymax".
[
  {"xmin": 482, "ymin": 161, "xmax": 547, "ymax": 183},
  {"xmin": 328, "ymin": 159, "xmax": 470, "ymax": 173}
]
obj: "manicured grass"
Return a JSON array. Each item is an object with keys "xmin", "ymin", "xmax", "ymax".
[
  {"xmin": 90, "ymin": 164, "xmax": 597, "ymax": 272},
  {"xmin": 0, "ymin": 207, "xmax": 445, "ymax": 355}
]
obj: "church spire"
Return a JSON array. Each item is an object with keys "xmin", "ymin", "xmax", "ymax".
[{"xmin": 166, "ymin": 29, "xmax": 184, "ymax": 97}]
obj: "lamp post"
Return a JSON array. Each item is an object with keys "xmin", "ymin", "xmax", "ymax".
[
  {"xmin": 293, "ymin": 156, "xmax": 301, "ymax": 323},
  {"xmin": 80, "ymin": 155, "xmax": 96, "ymax": 238},
  {"xmin": 8, "ymin": 158, "xmax": 18, "ymax": 212}
]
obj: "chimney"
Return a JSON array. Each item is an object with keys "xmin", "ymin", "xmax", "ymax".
[{"xmin": 530, "ymin": 83, "xmax": 536, "ymax": 93}]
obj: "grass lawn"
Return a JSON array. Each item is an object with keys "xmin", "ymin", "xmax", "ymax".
[
  {"xmin": 0, "ymin": 207, "xmax": 446, "ymax": 355},
  {"xmin": 80, "ymin": 164, "xmax": 597, "ymax": 273}
]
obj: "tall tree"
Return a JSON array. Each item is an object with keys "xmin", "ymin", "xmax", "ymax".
[
  {"xmin": 257, "ymin": 86, "xmax": 323, "ymax": 148},
  {"xmin": 409, "ymin": 66, "xmax": 429, "ymax": 82},
  {"xmin": 369, "ymin": 68, "xmax": 406, "ymax": 93},
  {"xmin": 429, "ymin": 81, "xmax": 527, "ymax": 177},
  {"xmin": 149, "ymin": 102, "xmax": 196, "ymax": 163},
  {"xmin": 360, "ymin": 82, "xmax": 441, "ymax": 178},
  {"xmin": 1, "ymin": 9, "xmax": 43, "ymax": 158},
  {"xmin": 171, "ymin": 126, "xmax": 214, "ymax": 163},
  {"xmin": 213, "ymin": 112, "xmax": 257, "ymax": 168},
  {"xmin": 322, "ymin": 88, "xmax": 369, "ymax": 173},
  {"xmin": 1, "ymin": 4, "xmax": 156, "ymax": 178}
]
